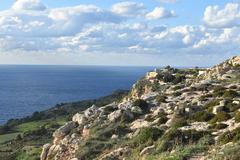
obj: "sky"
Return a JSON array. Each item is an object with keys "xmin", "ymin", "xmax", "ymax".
[{"xmin": 0, "ymin": 0, "xmax": 240, "ymax": 66}]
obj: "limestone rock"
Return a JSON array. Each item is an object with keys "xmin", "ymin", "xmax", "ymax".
[
  {"xmin": 131, "ymin": 106, "xmax": 143, "ymax": 114},
  {"xmin": 140, "ymin": 145, "xmax": 155, "ymax": 156},
  {"xmin": 130, "ymin": 119, "xmax": 151, "ymax": 130},
  {"xmin": 84, "ymin": 104, "xmax": 99, "ymax": 118},
  {"xmin": 53, "ymin": 121, "xmax": 77, "ymax": 144},
  {"xmin": 108, "ymin": 110, "xmax": 122, "ymax": 122},
  {"xmin": 99, "ymin": 147, "xmax": 129, "ymax": 160},
  {"xmin": 111, "ymin": 134, "xmax": 119, "ymax": 139},
  {"xmin": 40, "ymin": 143, "xmax": 51, "ymax": 160},
  {"xmin": 180, "ymin": 122, "xmax": 210, "ymax": 131},
  {"xmin": 72, "ymin": 113, "xmax": 87, "ymax": 126},
  {"xmin": 108, "ymin": 110, "xmax": 134, "ymax": 122}
]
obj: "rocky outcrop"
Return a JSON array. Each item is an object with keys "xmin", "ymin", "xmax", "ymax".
[
  {"xmin": 41, "ymin": 56, "xmax": 240, "ymax": 160},
  {"xmin": 72, "ymin": 113, "xmax": 87, "ymax": 126}
]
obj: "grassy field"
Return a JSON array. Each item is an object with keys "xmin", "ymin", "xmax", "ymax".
[
  {"xmin": 15, "ymin": 116, "xmax": 67, "ymax": 133},
  {"xmin": 0, "ymin": 132, "xmax": 20, "ymax": 144}
]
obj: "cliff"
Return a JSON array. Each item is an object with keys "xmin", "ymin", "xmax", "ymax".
[{"xmin": 41, "ymin": 56, "xmax": 240, "ymax": 160}]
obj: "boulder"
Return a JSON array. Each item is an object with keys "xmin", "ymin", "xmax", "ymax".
[
  {"xmin": 130, "ymin": 119, "xmax": 151, "ymax": 130},
  {"xmin": 84, "ymin": 104, "xmax": 99, "ymax": 118},
  {"xmin": 108, "ymin": 110, "xmax": 122, "ymax": 122},
  {"xmin": 40, "ymin": 143, "xmax": 51, "ymax": 160},
  {"xmin": 53, "ymin": 121, "xmax": 77, "ymax": 142},
  {"xmin": 72, "ymin": 113, "xmax": 87, "ymax": 126},
  {"xmin": 108, "ymin": 109, "xmax": 134, "ymax": 122},
  {"xmin": 131, "ymin": 106, "xmax": 143, "ymax": 114}
]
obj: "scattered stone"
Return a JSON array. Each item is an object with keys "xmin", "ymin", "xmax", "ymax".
[
  {"xmin": 111, "ymin": 134, "xmax": 119, "ymax": 139},
  {"xmin": 140, "ymin": 145, "xmax": 155, "ymax": 156},
  {"xmin": 180, "ymin": 122, "xmax": 210, "ymax": 131}
]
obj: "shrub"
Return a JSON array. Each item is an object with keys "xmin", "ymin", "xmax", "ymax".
[
  {"xmin": 92, "ymin": 122, "xmax": 129, "ymax": 139},
  {"xmin": 218, "ymin": 127, "xmax": 240, "ymax": 144},
  {"xmin": 157, "ymin": 129, "xmax": 209, "ymax": 152},
  {"xmin": 163, "ymin": 73, "xmax": 176, "ymax": 83},
  {"xmin": 173, "ymin": 91, "xmax": 182, "ymax": 97},
  {"xmin": 203, "ymin": 99, "xmax": 220, "ymax": 112},
  {"xmin": 173, "ymin": 74, "xmax": 186, "ymax": 84},
  {"xmin": 158, "ymin": 116, "xmax": 168, "ymax": 125},
  {"xmin": 129, "ymin": 127, "xmax": 163, "ymax": 148},
  {"xmin": 199, "ymin": 94, "xmax": 212, "ymax": 101},
  {"xmin": 213, "ymin": 86, "xmax": 226, "ymax": 97},
  {"xmin": 171, "ymin": 117, "xmax": 188, "ymax": 128},
  {"xmin": 156, "ymin": 95, "xmax": 167, "ymax": 103},
  {"xmin": 213, "ymin": 123, "xmax": 228, "ymax": 130},
  {"xmin": 190, "ymin": 111, "xmax": 214, "ymax": 122},
  {"xmin": 0, "ymin": 125, "xmax": 11, "ymax": 134},
  {"xmin": 212, "ymin": 143, "xmax": 240, "ymax": 160},
  {"xmin": 223, "ymin": 90, "xmax": 239, "ymax": 99},
  {"xmin": 151, "ymin": 80, "xmax": 162, "ymax": 92},
  {"xmin": 210, "ymin": 112, "xmax": 231, "ymax": 124},
  {"xmin": 77, "ymin": 139, "xmax": 113, "ymax": 159},
  {"xmin": 225, "ymin": 102, "xmax": 240, "ymax": 112},
  {"xmin": 133, "ymin": 99, "xmax": 148, "ymax": 112},
  {"xmin": 172, "ymin": 85, "xmax": 183, "ymax": 91},
  {"xmin": 235, "ymin": 112, "xmax": 240, "ymax": 123}
]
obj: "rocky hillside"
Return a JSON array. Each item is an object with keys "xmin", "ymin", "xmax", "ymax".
[{"xmin": 41, "ymin": 56, "xmax": 240, "ymax": 160}]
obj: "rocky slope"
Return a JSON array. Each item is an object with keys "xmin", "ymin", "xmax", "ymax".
[{"xmin": 41, "ymin": 56, "xmax": 240, "ymax": 160}]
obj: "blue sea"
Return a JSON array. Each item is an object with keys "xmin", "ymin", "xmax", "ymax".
[{"xmin": 0, "ymin": 65, "xmax": 153, "ymax": 124}]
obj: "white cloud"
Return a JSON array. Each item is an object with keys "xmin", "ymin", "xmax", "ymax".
[
  {"xmin": 12, "ymin": 0, "xmax": 46, "ymax": 11},
  {"xmin": 158, "ymin": 0, "xmax": 177, "ymax": 4},
  {"xmin": 203, "ymin": 3, "xmax": 240, "ymax": 28},
  {"xmin": 111, "ymin": 1, "xmax": 146, "ymax": 17},
  {"xmin": 0, "ymin": 1, "xmax": 239, "ymax": 66},
  {"xmin": 146, "ymin": 7, "xmax": 175, "ymax": 20}
]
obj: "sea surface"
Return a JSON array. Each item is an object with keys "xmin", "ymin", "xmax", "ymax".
[{"xmin": 0, "ymin": 65, "xmax": 154, "ymax": 124}]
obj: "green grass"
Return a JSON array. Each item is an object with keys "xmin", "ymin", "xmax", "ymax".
[
  {"xmin": 15, "ymin": 116, "xmax": 67, "ymax": 133},
  {"xmin": 0, "ymin": 132, "xmax": 21, "ymax": 144},
  {"xmin": 15, "ymin": 146, "xmax": 41, "ymax": 160}
]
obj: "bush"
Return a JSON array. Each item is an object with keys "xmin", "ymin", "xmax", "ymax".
[
  {"xmin": 77, "ymin": 139, "xmax": 113, "ymax": 159},
  {"xmin": 235, "ymin": 112, "xmax": 240, "ymax": 123},
  {"xmin": 157, "ymin": 129, "xmax": 209, "ymax": 152},
  {"xmin": 218, "ymin": 127, "xmax": 240, "ymax": 144},
  {"xmin": 156, "ymin": 95, "xmax": 167, "ymax": 103},
  {"xmin": 133, "ymin": 99, "xmax": 148, "ymax": 112},
  {"xmin": 129, "ymin": 127, "xmax": 163, "ymax": 148},
  {"xmin": 171, "ymin": 117, "xmax": 188, "ymax": 128},
  {"xmin": 92, "ymin": 122, "xmax": 129, "ymax": 140},
  {"xmin": 210, "ymin": 112, "xmax": 231, "ymax": 124},
  {"xmin": 203, "ymin": 99, "xmax": 220, "ymax": 112},
  {"xmin": 173, "ymin": 91, "xmax": 182, "ymax": 97},
  {"xmin": 213, "ymin": 86, "xmax": 226, "ymax": 97},
  {"xmin": 173, "ymin": 74, "xmax": 186, "ymax": 84},
  {"xmin": 190, "ymin": 111, "xmax": 214, "ymax": 122},
  {"xmin": 213, "ymin": 123, "xmax": 228, "ymax": 130},
  {"xmin": 223, "ymin": 90, "xmax": 239, "ymax": 99},
  {"xmin": 212, "ymin": 143, "xmax": 240, "ymax": 160},
  {"xmin": 158, "ymin": 116, "xmax": 168, "ymax": 125}
]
